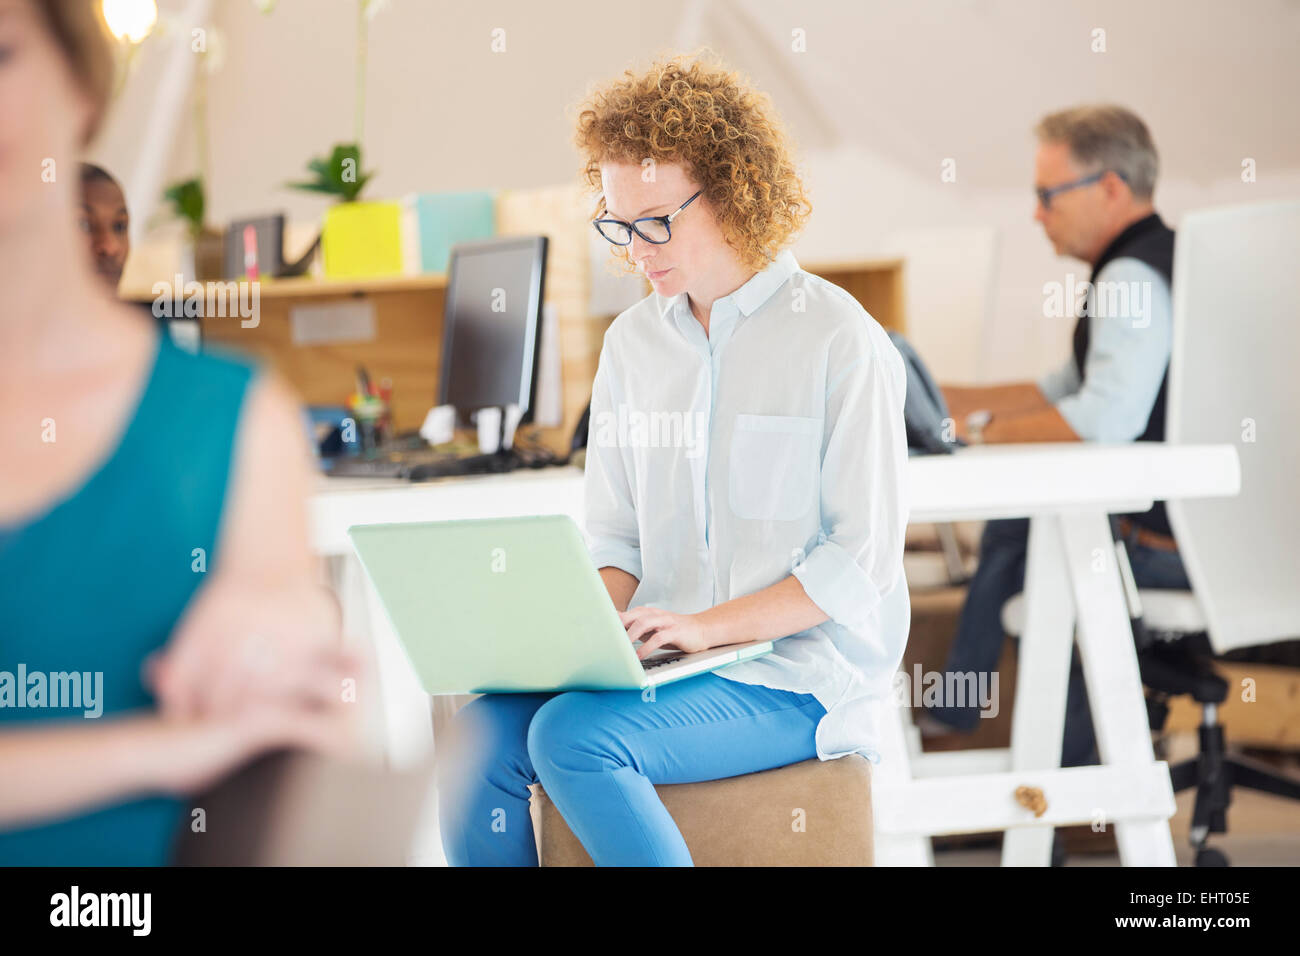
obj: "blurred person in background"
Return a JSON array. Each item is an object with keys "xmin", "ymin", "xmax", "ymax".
[
  {"xmin": 78, "ymin": 161, "xmax": 128, "ymax": 290},
  {"xmin": 0, "ymin": 0, "xmax": 360, "ymax": 865},
  {"xmin": 925, "ymin": 106, "xmax": 1186, "ymax": 771}
]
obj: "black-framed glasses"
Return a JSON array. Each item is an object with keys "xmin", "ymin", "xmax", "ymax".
[
  {"xmin": 593, "ymin": 190, "xmax": 702, "ymax": 245},
  {"xmin": 1035, "ymin": 170, "xmax": 1125, "ymax": 210}
]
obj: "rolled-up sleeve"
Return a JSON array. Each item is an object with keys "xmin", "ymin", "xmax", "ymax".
[
  {"xmin": 792, "ymin": 318, "xmax": 910, "ymax": 633},
  {"xmin": 582, "ymin": 340, "xmax": 642, "ymax": 580},
  {"xmin": 1054, "ymin": 257, "xmax": 1172, "ymax": 442}
]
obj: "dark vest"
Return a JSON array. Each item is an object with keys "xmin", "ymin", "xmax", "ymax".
[{"xmin": 1071, "ymin": 212, "xmax": 1175, "ymax": 536}]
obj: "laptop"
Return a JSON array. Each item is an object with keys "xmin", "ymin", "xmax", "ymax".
[{"xmin": 347, "ymin": 515, "xmax": 773, "ymax": 693}]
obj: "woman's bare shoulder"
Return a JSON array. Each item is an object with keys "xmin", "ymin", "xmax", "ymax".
[{"xmin": 218, "ymin": 369, "xmax": 318, "ymax": 580}]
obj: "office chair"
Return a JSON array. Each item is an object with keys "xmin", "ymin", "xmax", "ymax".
[
  {"xmin": 1001, "ymin": 199, "xmax": 1300, "ymax": 866},
  {"xmin": 1130, "ymin": 597, "xmax": 1300, "ymax": 867}
]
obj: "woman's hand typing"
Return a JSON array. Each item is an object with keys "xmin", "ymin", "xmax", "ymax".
[{"xmin": 620, "ymin": 606, "xmax": 715, "ymax": 659}]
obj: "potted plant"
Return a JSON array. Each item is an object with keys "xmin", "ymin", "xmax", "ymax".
[
  {"xmin": 162, "ymin": 177, "xmax": 223, "ymax": 282},
  {"xmin": 285, "ymin": 1, "xmax": 402, "ymax": 278}
]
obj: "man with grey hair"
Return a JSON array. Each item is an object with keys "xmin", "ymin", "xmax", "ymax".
[{"xmin": 923, "ymin": 106, "xmax": 1187, "ymax": 788}]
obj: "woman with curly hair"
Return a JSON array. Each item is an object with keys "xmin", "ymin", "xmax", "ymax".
[{"xmin": 437, "ymin": 53, "xmax": 910, "ymax": 866}]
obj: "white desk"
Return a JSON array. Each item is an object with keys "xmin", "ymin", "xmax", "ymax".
[
  {"xmin": 886, "ymin": 443, "xmax": 1239, "ymax": 866},
  {"xmin": 314, "ymin": 442, "xmax": 1240, "ymax": 866}
]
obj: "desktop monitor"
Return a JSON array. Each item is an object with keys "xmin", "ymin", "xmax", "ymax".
[{"xmin": 438, "ymin": 235, "xmax": 548, "ymax": 428}]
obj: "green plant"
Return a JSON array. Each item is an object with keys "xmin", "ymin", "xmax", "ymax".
[
  {"xmin": 163, "ymin": 177, "xmax": 205, "ymax": 240},
  {"xmin": 283, "ymin": 1, "xmax": 384, "ymax": 205},
  {"xmin": 287, "ymin": 143, "xmax": 375, "ymax": 203}
]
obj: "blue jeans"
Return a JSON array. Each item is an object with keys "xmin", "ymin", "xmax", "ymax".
[
  {"xmin": 929, "ymin": 517, "xmax": 1190, "ymax": 766},
  {"xmin": 435, "ymin": 672, "xmax": 826, "ymax": 866}
]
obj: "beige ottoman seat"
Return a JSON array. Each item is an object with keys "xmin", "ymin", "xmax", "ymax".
[{"xmin": 530, "ymin": 754, "xmax": 874, "ymax": 866}]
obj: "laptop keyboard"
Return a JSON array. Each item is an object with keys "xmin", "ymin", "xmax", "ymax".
[{"xmin": 642, "ymin": 654, "xmax": 686, "ymax": 670}]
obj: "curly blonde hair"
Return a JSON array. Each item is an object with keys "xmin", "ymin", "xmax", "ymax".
[{"xmin": 574, "ymin": 53, "xmax": 811, "ymax": 273}]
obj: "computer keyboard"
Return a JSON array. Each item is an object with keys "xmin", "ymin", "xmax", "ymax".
[
  {"xmin": 407, "ymin": 453, "xmax": 514, "ymax": 481},
  {"xmin": 326, "ymin": 445, "xmax": 562, "ymax": 481},
  {"xmin": 327, "ymin": 457, "xmax": 412, "ymax": 478},
  {"xmin": 641, "ymin": 653, "xmax": 686, "ymax": 670}
]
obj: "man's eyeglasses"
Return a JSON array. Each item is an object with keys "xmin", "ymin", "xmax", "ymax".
[
  {"xmin": 1035, "ymin": 170, "xmax": 1126, "ymax": 210},
  {"xmin": 593, "ymin": 190, "xmax": 702, "ymax": 245}
]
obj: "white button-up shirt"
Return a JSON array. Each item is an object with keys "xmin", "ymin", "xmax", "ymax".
[{"xmin": 582, "ymin": 249, "xmax": 911, "ymax": 762}]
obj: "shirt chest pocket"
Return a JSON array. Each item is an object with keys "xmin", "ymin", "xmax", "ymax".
[{"xmin": 728, "ymin": 413, "xmax": 822, "ymax": 522}]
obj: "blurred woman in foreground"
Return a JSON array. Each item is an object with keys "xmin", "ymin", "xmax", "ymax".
[{"xmin": 0, "ymin": 0, "xmax": 358, "ymax": 864}]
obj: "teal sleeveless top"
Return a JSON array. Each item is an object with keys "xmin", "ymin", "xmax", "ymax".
[{"xmin": 0, "ymin": 328, "xmax": 258, "ymax": 865}]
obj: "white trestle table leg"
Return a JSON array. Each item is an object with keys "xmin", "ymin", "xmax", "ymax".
[{"xmin": 1058, "ymin": 512, "xmax": 1177, "ymax": 866}]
